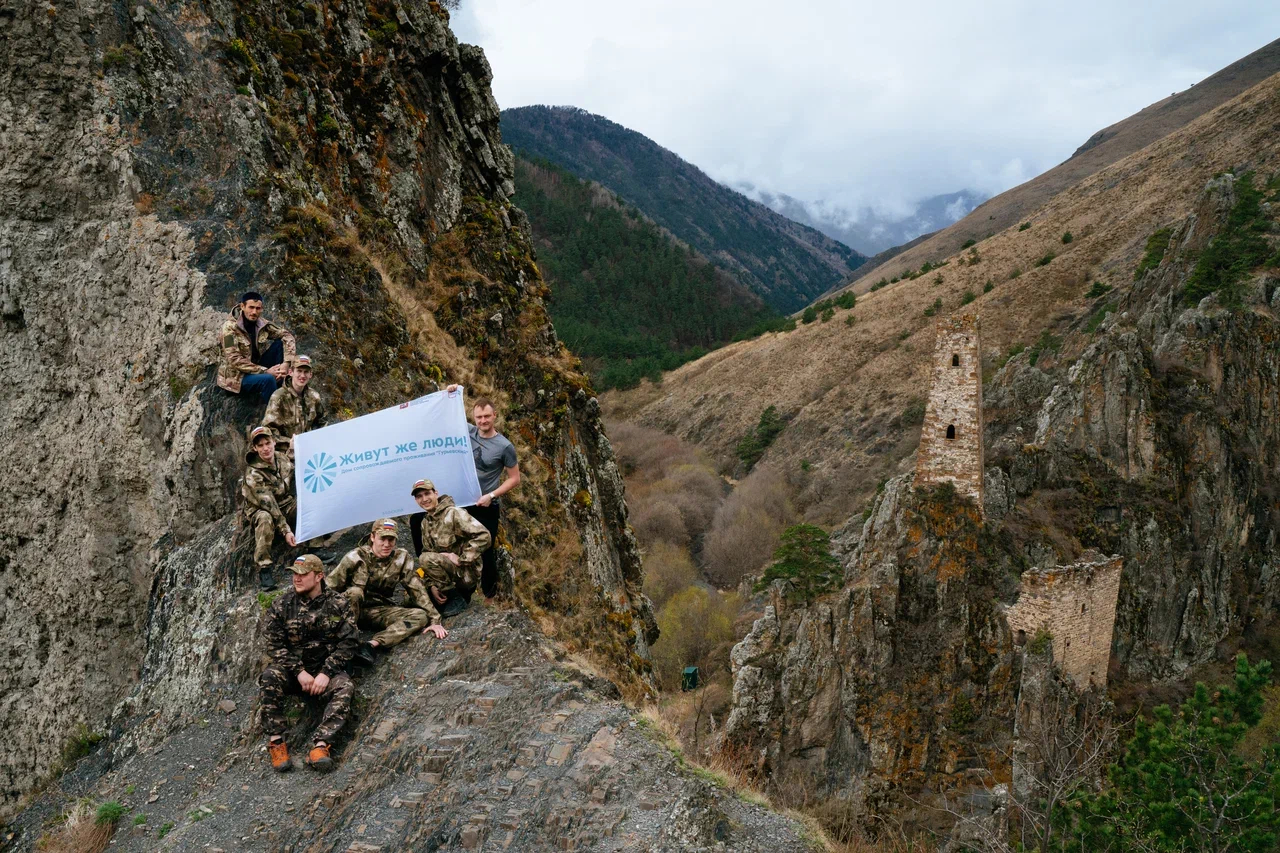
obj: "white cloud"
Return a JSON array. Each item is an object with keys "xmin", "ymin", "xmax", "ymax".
[{"xmin": 453, "ymin": 2, "xmax": 1279, "ymax": 213}]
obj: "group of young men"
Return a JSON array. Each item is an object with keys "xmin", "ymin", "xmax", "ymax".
[{"xmin": 218, "ymin": 292, "xmax": 522, "ymax": 772}]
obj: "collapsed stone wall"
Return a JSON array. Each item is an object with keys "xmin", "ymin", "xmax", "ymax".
[
  {"xmin": 0, "ymin": 0, "xmax": 654, "ymax": 816},
  {"xmin": 915, "ymin": 314, "xmax": 984, "ymax": 509},
  {"xmin": 1004, "ymin": 553, "xmax": 1123, "ymax": 689}
]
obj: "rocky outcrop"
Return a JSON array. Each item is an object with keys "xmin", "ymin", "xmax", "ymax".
[
  {"xmin": 721, "ymin": 172, "xmax": 1280, "ymax": 831},
  {"xmin": 0, "ymin": 0, "xmax": 653, "ymax": 817}
]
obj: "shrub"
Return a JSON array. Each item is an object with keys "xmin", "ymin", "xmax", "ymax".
[
  {"xmin": 95, "ymin": 802, "xmax": 126, "ymax": 826},
  {"xmin": 1182, "ymin": 173, "xmax": 1273, "ymax": 305},
  {"xmin": 224, "ymin": 38, "xmax": 253, "ymax": 66},
  {"xmin": 871, "ymin": 278, "xmax": 888, "ymax": 291},
  {"xmin": 651, "ymin": 587, "xmax": 740, "ymax": 690},
  {"xmin": 1061, "ymin": 231, "xmax": 1074, "ymax": 244},
  {"xmin": 922, "ymin": 297, "xmax": 942, "ymax": 318},
  {"xmin": 63, "ymin": 724, "xmax": 104, "ymax": 763},
  {"xmin": 1028, "ymin": 627, "xmax": 1052, "ymax": 654},
  {"xmin": 844, "ymin": 315, "xmax": 855, "ymax": 327},
  {"xmin": 1019, "ymin": 222, "xmax": 1031, "ymax": 232},
  {"xmin": 820, "ymin": 307, "xmax": 834, "ymax": 322},
  {"xmin": 960, "ymin": 290, "xmax": 976, "ymax": 305},
  {"xmin": 933, "ymin": 273, "xmax": 944, "ymax": 285},
  {"xmin": 235, "ymin": 85, "xmax": 252, "ymax": 96},
  {"xmin": 1134, "ymin": 227, "xmax": 1172, "ymax": 281},
  {"xmin": 703, "ymin": 465, "xmax": 793, "ymax": 588},
  {"xmin": 631, "ymin": 501, "xmax": 689, "ymax": 549},
  {"xmin": 1028, "ymin": 330, "xmax": 1062, "ymax": 366},
  {"xmin": 1085, "ymin": 305, "xmax": 1112, "ymax": 333},
  {"xmin": 1036, "ymin": 252, "xmax": 1055, "ymax": 267},
  {"xmin": 754, "ymin": 524, "xmax": 840, "ymax": 603},
  {"xmin": 835, "ymin": 291, "xmax": 856, "ymax": 309},
  {"xmin": 983, "ymin": 280, "xmax": 994, "ymax": 293},
  {"xmin": 1085, "ymin": 280, "xmax": 1112, "ymax": 298},
  {"xmin": 158, "ymin": 822, "xmax": 174, "ymax": 839},
  {"xmin": 961, "ymin": 238, "xmax": 977, "ymax": 249},
  {"xmin": 1009, "ymin": 268, "xmax": 1022, "ymax": 279},
  {"xmin": 103, "ymin": 44, "xmax": 140, "ymax": 69},
  {"xmin": 643, "ymin": 541, "xmax": 697, "ymax": 609},
  {"xmin": 735, "ymin": 406, "xmax": 786, "ymax": 471},
  {"xmin": 1057, "ymin": 655, "xmax": 1280, "ymax": 852},
  {"xmin": 900, "ymin": 399, "xmax": 926, "ymax": 426},
  {"xmin": 317, "ymin": 115, "xmax": 340, "ymax": 140},
  {"xmin": 133, "ymin": 815, "xmax": 147, "ymax": 826}
]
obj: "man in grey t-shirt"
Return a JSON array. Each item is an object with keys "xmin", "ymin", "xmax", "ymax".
[{"xmin": 438, "ymin": 385, "xmax": 521, "ymax": 602}]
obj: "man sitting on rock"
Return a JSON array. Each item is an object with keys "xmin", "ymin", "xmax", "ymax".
[
  {"xmin": 264, "ymin": 354, "xmax": 326, "ymax": 458},
  {"xmin": 410, "ymin": 479, "xmax": 491, "ymax": 618},
  {"xmin": 217, "ymin": 291, "xmax": 297, "ymax": 405},
  {"xmin": 242, "ymin": 425, "xmax": 296, "ymax": 590},
  {"xmin": 328, "ymin": 518, "xmax": 447, "ymax": 666},
  {"xmin": 260, "ymin": 554, "xmax": 359, "ymax": 774}
]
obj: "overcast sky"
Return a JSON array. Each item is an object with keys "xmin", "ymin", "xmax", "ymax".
[{"xmin": 453, "ymin": 2, "xmax": 1279, "ymax": 220}]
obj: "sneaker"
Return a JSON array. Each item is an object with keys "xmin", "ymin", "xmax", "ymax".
[
  {"xmin": 307, "ymin": 743, "xmax": 333, "ymax": 772},
  {"xmin": 439, "ymin": 595, "xmax": 469, "ymax": 618},
  {"xmin": 259, "ymin": 567, "xmax": 277, "ymax": 590},
  {"xmin": 268, "ymin": 739, "xmax": 292, "ymax": 773}
]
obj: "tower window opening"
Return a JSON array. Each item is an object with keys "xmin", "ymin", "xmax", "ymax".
[
  {"xmin": 1081, "ymin": 603, "xmax": 1087, "ymax": 614},
  {"xmin": 951, "ymin": 353, "xmax": 960, "ymax": 366},
  {"xmin": 946, "ymin": 424, "xmax": 956, "ymax": 440}
]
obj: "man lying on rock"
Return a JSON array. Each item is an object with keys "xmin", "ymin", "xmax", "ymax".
[
  {"xmin": 263, "ymin": 353, "xmax": 326, "ymax": 460},
  {"xmin": 216, "ymin": 290, "xmax": 297, "ymax": 405},
  {"xmin": 410, "ymin": 478, "xmax": 492, "ymax": 618},
  {"xmin": 241, "ymin": 425, "xmax": 296, "ymax": 590},
  {"xmin": 327, "ymin": 518, "xmax": 448, "ymax": 667},
  {"xmin": 260, "ymin": 554, "xmax": 358, "ymax": 774}
]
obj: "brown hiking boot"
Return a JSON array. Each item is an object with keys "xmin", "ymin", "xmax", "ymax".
[
  {"xmin": 306, "ymin": 742, "xmax": 333, "ymax": 772},
  {"xmin": 268, "ymin": 739, "xmax": 291, "ymax": 773}
]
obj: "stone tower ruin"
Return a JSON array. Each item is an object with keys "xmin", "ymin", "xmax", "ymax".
[
  {"xmin": 915, "ymin": 314, "xmax": 984, "ymax": 509},
  {"xmin": 1005, "ymin": 552, "xmax": 1124, "ymax": 688}
]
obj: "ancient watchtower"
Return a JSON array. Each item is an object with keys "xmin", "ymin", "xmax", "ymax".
[{"xmin": 914, "ymin": 314, "xmax": 984, "ymax": 509}]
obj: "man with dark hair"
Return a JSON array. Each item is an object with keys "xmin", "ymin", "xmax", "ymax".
[
  {"xmin": 442, "ymin": 386, "xmax": 520, "ymax": 602},
  {"xmin": 217, "ymin": 291, "xmax": 297, "ymax": 404},
  {"xmin": 409, "ymin": 478, "xmax": 491, "ymax": 617},
  {"xmin": 259, "ymin": 554, "xmax": 358, "ymax": 774},
  {"xmin": 327, "ymin": 518, "xmax": 447, "ymax": 665},
  {"xmin": 242, "ymin": 425, "xmax": 297, "ymax": 589},
  {"xmin": 264, "ymin": 354, "xmax": 326, "ymax": 458}
]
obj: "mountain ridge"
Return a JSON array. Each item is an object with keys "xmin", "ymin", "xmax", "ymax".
[{"xmin": 501, "ymin": 105, "xmax": 866, "ymax": 312}]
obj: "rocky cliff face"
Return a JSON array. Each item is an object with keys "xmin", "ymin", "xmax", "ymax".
[
  {"xmin": 721, "ymin": 172, "xmax": 1280, "ymax": 829},
  {"xmin": 0, "ymin": 0, "xmax": 655, "ymax": 818}
]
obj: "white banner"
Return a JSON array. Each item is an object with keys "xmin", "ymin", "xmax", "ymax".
[{"xmin": 292, "ymin": 389, "xmax": 481, "ymax": 542}]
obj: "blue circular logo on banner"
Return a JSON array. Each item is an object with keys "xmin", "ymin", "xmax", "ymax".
[{"xmin": 303, "ymin": 452, "xmax": 339, "ymax": 493}]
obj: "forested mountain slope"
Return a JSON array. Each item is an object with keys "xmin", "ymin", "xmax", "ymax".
[
  {"xmin": 515, "ymin": 156, "xmax": 783, "ymax": 390},
  {"xmin": 502, "ymin": 105, "xmax": 866, "ymax": 312}
]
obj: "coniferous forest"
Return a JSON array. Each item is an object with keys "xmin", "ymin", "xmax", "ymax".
[{"xmin": 515, "ymin": 156, "xmax": 790, "ymax": 389}]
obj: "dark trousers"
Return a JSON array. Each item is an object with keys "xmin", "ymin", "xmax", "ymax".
[
  {"xmin": 466, "ymin": 500, "xmax": 501, "ymax": 597},
  {"xmin": 258, "ymin": 663, "xmax": 354, "ymax": 745},
  {"xmin": 240, "ymin": 339, "xmax": 285, "ymax": 403}
]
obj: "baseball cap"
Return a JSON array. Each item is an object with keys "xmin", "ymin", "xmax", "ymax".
[
  {"xmin": 371, "ymin": 518, "xmax": 399, "ymax": 539},
  {"xmin": 292, "ymin": 554, "xmax": 324, "ymax": 575},
  {"xmin": 411, "ymin": 478, "xmax": 436, "ymax": 495}
]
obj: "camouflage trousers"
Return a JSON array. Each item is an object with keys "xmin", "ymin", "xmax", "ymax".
[
  {"xmin": 258, "ymin": 664, "xmax": 353, "ymax": 745},
  {"xmin": 249, "ymin": 499, "xmax": 296, "ymax": 568},
  {"xmin": 417, "ymin": 553, "xmax": 478, "ymax": 595},
  {"xmin": 361, "ymin": 605, "xmax": 430, "ymax": 648}
]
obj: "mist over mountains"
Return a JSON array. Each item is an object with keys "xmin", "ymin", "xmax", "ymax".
[{"xmin": 736, "ymin": 184, "xmax": 989, "ymax": 255}]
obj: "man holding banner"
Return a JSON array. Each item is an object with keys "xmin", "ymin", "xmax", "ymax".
[{"xmin": 292, "ymin": 388, "xmax": 483, "ymax": 544}]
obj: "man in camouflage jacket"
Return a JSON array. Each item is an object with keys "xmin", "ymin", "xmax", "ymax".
[
  {"xmin": 217, "ymin": 291, "xmax": 297, "ymax": 403},
  {"xmin": 328, "ymin": 519, "xmax": 447, "ymax": 659},
  {"xmin": 241, "ymin": 425, "xmax": 296, "ymax": 587},
  {"xmin": 409, "ymin": 478, "xmax": 491, "ymax": 617},
  {"xmin": 264, "ymin": 354, "xmax": 326, "ymax": 457},
  {"xmin": 259, "ymin": 554, "xmax": 359, "ymax": 773}
]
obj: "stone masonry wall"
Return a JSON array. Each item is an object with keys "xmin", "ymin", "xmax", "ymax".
[
  {"xmin": 915, "ymin": 314, "xmax": 984, "ymax": 508},
  {"xmin": 1005, "ymin": 552, "xmax": 1123, "ymax": 688}
]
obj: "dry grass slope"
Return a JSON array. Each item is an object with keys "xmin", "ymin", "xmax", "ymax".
[{"xmin": 607, "ymin": 70, "xmax": 1280, "ymax": 526}]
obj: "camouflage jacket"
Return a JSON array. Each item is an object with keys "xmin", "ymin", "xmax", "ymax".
[
  {"xmin": 241, "ymin": 448, "xmax": 295, "ymax": 534},
  {"xmin": 216, "ymin": 305, "xmax": 296, "ymax": 393},
  {"xmin": 262, "ymin": 586, "xmax": 359, "ymax": 676},
  {"xmin": 416, "ymin": 496, "xmax": 491, "ymax": 568},
  {"xmin": 328, "ymin": 543, "xmax": 440, "ymax": 624},
  {"xmin": 264, "ymin": 378, "xmax": 326, "ymax": 449}
]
